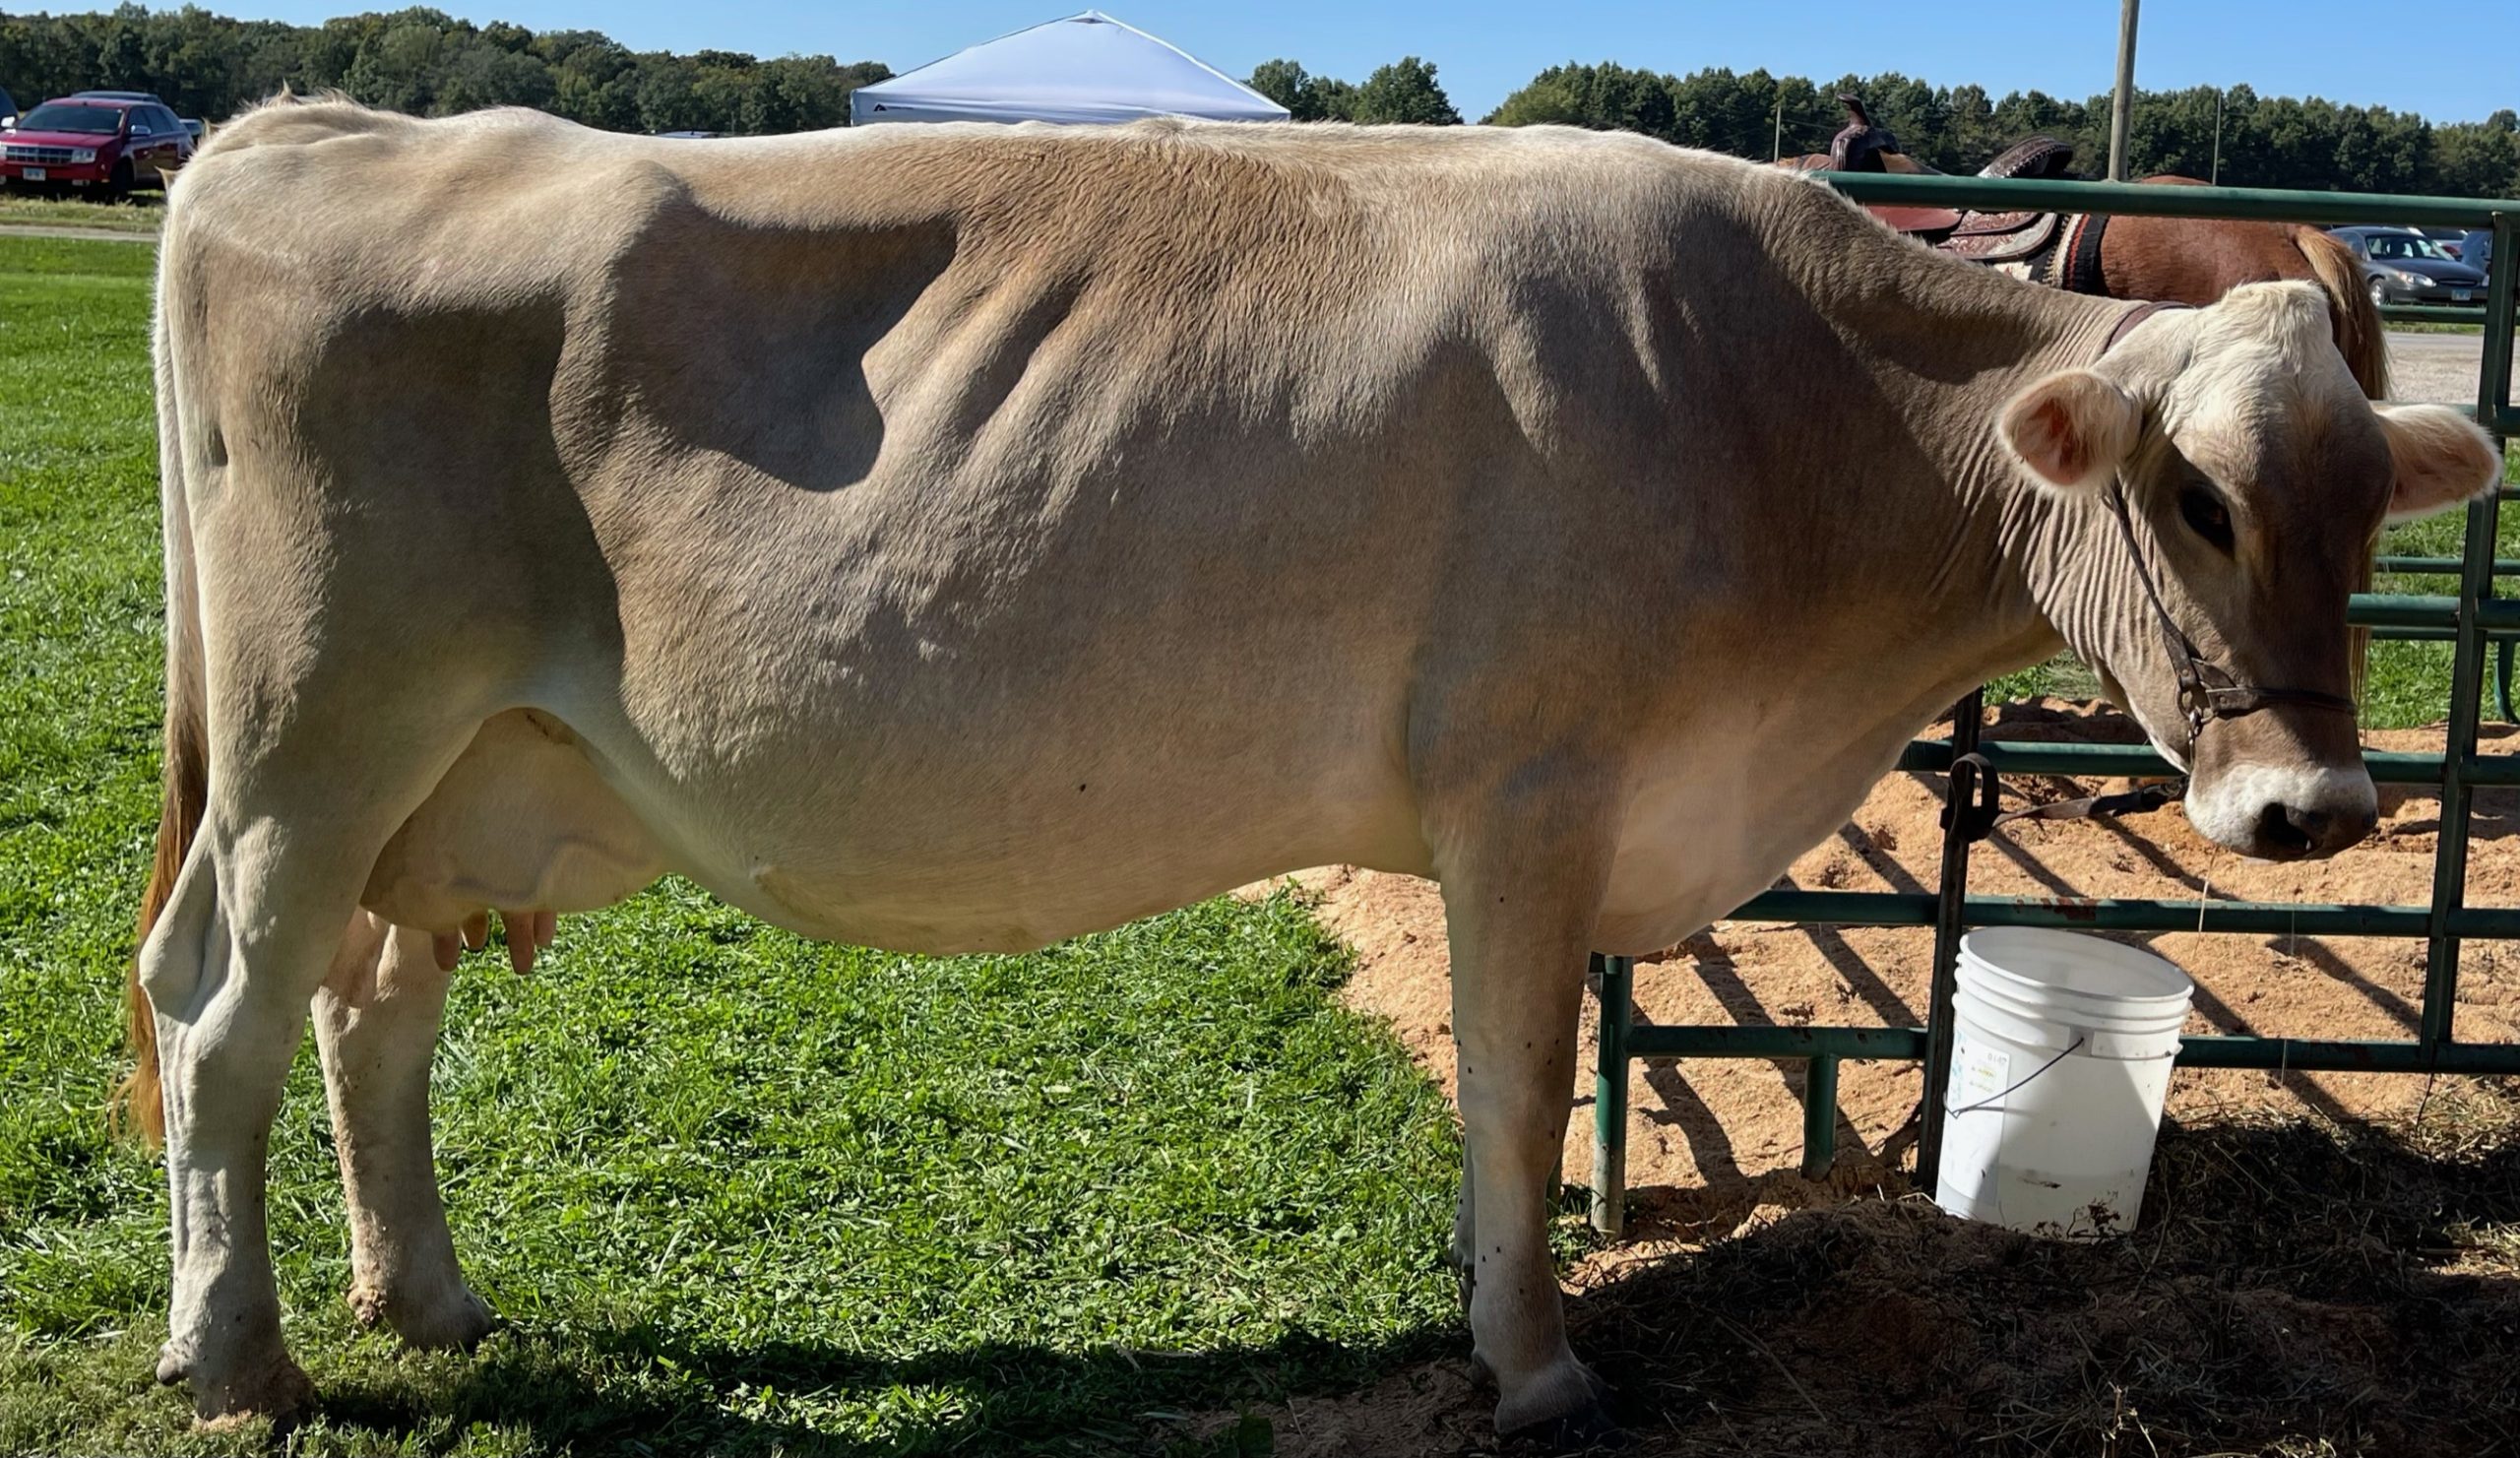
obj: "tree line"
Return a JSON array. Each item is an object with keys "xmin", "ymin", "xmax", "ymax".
[
  {"xmin": 0, "ymin": 5, "xmax": 889, "ymax": 134},
  {"xmin": 4, "ymin": 6, "xmax": 2513, "ymax": 197},
  {"xmin": 1468, "ymin": 61, "xmax": 2520, "ymax": 199},
  {"xmin": 1258, "ymin": 57, "xmax": 2518, "ymax": 198}
]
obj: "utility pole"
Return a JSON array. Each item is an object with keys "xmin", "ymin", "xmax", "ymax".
[
  {"xmin": 1773, "ymin": 95, "xmax": 1784, "ymax": 163},
  {"xmin": 2107, "ymin": 0, "xmax": 2140, "ymax": 181},
  {"xmin": 2210, "ymin": 89, "xmax": 2225, "ymax": 184}
]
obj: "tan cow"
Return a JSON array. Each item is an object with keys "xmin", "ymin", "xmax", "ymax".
[{"xmin": 126, "ymin": 99, "xmax": 2497, "ymax": 1437}]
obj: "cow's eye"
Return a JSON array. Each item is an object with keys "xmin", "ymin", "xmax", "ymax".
[{"xmin": 2178, "ymin": 484, "xmax": 2235, "ymax": 554}]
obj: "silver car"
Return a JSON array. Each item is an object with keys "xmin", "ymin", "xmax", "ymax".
[{"xmin": 2328, "ymin": 225, "xmax": 2489, "ymax": 307}]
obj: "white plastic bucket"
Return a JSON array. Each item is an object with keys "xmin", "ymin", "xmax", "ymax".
[{"xmin": 1934, "ymin": 928, "xmax": 2194, "ymax": 1237}]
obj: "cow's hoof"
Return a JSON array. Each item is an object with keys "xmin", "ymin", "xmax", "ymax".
[
  {"xmin": 158, "ymin": 1343, "xmax": 313, "ymax": 1428},
  {"xmin": 1494, "ymin": 1361, "xmax": 1615, "ymax": 1447},
  {"xmin": 347, "ymin": 1278, "xmax": 494, "ymax": 1350}
]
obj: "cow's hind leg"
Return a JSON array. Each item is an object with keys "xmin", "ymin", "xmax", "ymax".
[
  {"xmin": 312, "ymin": 914, "xmax": 491, "ymax": 1349},
  {"xmin": 145, "ymin": 720, "xmax": 475, "ymax": 1423},
  {"xmin": 141, "ymin": 843, "xmax": 322, "ymax": 1422}
]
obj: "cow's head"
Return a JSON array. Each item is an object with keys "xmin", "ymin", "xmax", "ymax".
[{"xmin": 2000, "ymin": 282, "xmax": 2501, "ymax": 860}]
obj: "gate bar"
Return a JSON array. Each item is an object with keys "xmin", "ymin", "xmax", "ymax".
[
  {"xmin": 1623, "ymin": 1026, "xmax": 2520, "ymax": 1074},
  {"xmin": 2421, "ymin": 213, "xmax": 2517, "ymax": 1049},
  {"xmin": 1591, "ymin": 953, "xmax": 1634, "ymax": 1236},
  {"xmin": 1814, "ymin": 170, "xmax": 2520, "ymax": 229},
  {"xmin": 1893, "ymin": 739, "xmax": 2520, "ymax": 784},
  {"xmin": 1915, "ymin": 699, "xmax": 1988, "ymax": 1191},
  {"xmin": 1732, "ymin": 891, "xmax": 2520, "ymax": 939}
]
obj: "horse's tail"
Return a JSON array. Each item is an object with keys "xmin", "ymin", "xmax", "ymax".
[
  {"xmin": 113, "ymin": 259, "xmax": 208, "ymax": 1148},
  {"xmin": 2295, "ymin": 225, "xmax": 2391, "ymax": 400}
]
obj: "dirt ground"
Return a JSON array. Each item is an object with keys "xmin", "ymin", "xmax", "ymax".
[
  {"xmin": 2385, "ymin": 328, "xmax": 2488, "ymax": 408},
  {"xmin": 1214, "ymin": 699, "xmax": 2520, "ymax": 1456}
]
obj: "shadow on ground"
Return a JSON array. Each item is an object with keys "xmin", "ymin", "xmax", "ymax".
[
  {"xmin": 1189, "ymin": 1104, "xmax": 2520, "ymax": 1457},
  {"xmin": 292, "ymin": 1305, "xmax": 1463, "ymax": 1457},
  {"xmin": 255, "ymin": 1104, "xmax": 2520, "ymax": 1457}
]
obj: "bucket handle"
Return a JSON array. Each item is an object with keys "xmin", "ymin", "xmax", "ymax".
[{"xmin": 1948, "ymin": 1036, "xmax": 2085, "ymax": 1116}]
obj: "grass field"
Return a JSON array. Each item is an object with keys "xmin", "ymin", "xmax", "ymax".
[
  {"xmin": 0, "ymin": 236, "xmax": 1464, "ymax": 1454},
  {"xmin": 0, "ymin": 192, "xmax": 164, "ymax": 233},
  {"xmin": 1, "ymin": 232, "xmax": 2513, "ymax": 1455}
]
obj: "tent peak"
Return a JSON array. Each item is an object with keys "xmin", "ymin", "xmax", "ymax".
[{"xmin": 850, "ymin": 9, "xmax": 1291, "ymax": 127}]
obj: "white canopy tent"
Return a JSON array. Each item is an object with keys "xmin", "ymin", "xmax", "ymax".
[{"xmin": 849, "ymin": 11, "xmax": 1290, "ymax": 126}]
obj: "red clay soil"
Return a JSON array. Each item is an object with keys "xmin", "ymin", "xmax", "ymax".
[
  {"xmin": 1297, "ymin": 699, "xmax": 2520, "ymax": 1228},
  {"xmin": 1210, "ymin": 698, "xmax": 2520, "ymax": 1457}
]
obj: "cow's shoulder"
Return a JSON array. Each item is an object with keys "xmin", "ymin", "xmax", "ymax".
[
  {"xmin": 192, "ymin": 91, "xmax": 434, "ymax": 159},
  {"xmin": 165, "ymin": 101, "xmax": 676, "ymax": 325}
]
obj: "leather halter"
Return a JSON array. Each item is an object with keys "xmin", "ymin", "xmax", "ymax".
[{"xmin": 2096, "ymin": 302, "xmax": 2362, "ymax": 753}]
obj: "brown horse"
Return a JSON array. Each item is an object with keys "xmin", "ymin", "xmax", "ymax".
[
  {"xmin": 1786, "ymin": 101, "xmax": 2389, "ymax": 397},
  {"xmin": 2106, "ymin": 180, "xmax": 2386, "ymax": 398}
]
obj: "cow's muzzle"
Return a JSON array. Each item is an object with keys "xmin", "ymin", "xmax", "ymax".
[{"xmin": 2186, "ymin": 760, "xmax": 2378, "ymax": 861}]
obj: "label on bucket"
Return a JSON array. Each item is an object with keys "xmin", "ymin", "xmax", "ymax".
[{"xmin": 1952, "ymin": 1038, "xmax": 2011, "ymax": 1112}]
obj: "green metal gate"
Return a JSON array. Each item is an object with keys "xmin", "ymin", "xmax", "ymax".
[{"xmin": 1588, "ymin": 171, "xmax": 2520, "ymax": 1235}]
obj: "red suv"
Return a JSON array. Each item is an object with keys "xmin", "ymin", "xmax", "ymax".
[{"xmin": 0, "ymin": 95, "xmax": 193, "ymax": 196}]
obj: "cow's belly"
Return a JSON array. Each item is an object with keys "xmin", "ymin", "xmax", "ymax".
[
  {"xmin": 713, "ymin": 787, "xmax": 1420, "ymax": 953},
  {"xmin": 363, "ymin": 703, "xmax": 1921, "ymax": 962},
  {"xmin": 527, "ymin": 653, "xmax": 1435, "ymax": 954},
  {"xmin": 1593, "ymin": 715, "xmax": 1922, "ymax": 955},
  {"xmin": 363, "ymin": 703, "xmax": 1421, "ymax": 954}
]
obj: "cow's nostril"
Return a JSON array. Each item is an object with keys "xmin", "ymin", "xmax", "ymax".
[
  {"xmin": 2293, "ymin": 800, "xmax": 2376, "ymax": 855},
  {"xmin": 2253, "ymin": 801, "xmax": 2316, "ymax": 857}
]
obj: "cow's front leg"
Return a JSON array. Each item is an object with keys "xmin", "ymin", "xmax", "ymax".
[
  {"xmin": 1440, "ymin": 829, "xmax": 1613, "ymax": 1437},
  {"xmin": 311, "ymin": 915, "xmax": 491, "ymax": 1350}
]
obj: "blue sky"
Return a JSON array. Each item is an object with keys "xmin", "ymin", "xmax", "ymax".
[{"xmin": 228, "ymin": 1, "xmax": 2517, "ymax": 124}]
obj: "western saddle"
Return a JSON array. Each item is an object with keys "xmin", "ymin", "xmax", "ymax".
[{"xmin": 1794, "ymin": 96, "xmax": 2110, "ymax": 294}]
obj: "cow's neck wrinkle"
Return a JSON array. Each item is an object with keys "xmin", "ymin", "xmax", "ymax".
[{"xmin": 1811, "ymin": 270, "xmax": 2128, "ymax": 711}]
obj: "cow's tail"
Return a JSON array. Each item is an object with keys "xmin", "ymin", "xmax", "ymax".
[
  {"xmin": 2295, "ymin": 224, "xmax": 2391, "ymax": 400},
  {"xmin": 113, "ymin": 261, "xmax": 205, "ymax": 1147}
]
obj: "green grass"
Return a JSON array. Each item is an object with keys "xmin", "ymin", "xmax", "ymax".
[
  {"xmin": 2361, "ymin": 448, "xmax": 2520, "ymax": 729},
  {"xmin": 0, "ymin": 237, "xmax": 1462, "ymax": 1455},
  {"xmin": 0, "ymin": 191, "xmax": 164, "ymax": 233}
]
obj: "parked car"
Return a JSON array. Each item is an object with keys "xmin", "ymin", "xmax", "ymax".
[
  {"xmin": 2422, "ymin": 226, "xmax": 2469, "ymax": 261},
  {"xmin": 2327, "ymin": 225, "xmax": 2489, "ymax": 307},
  {"xmin": 70, "ymin": 89, "xmax": 167, "ymax": 103},
  {"xmin": 0, "ymin": 95, "xmax": 193, "ymax": 196},
  {"xmin": 2462, "ymin": 229, "xmax": 2495, "ymax": 277},
  {"xmin": 0, "ymin": 86, "xmax": 18, "ymax": 130}
]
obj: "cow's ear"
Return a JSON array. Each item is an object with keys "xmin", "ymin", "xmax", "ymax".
[
  {"xmin": 2378, "ymin": 403, "xmax": 2502, "ymax": 523},
  {"xmin": 1999, "ymin": 368, "xmax": 2141, "ymax": 495}
]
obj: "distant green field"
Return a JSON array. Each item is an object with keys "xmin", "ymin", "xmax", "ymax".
[
  {"xmin": 0, "ymin": 236, "xmax": 1461, "ymax": 1457},
  {"xmin": 0, "ymin": 192, "xmax": 164, "ymax": 233}
]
